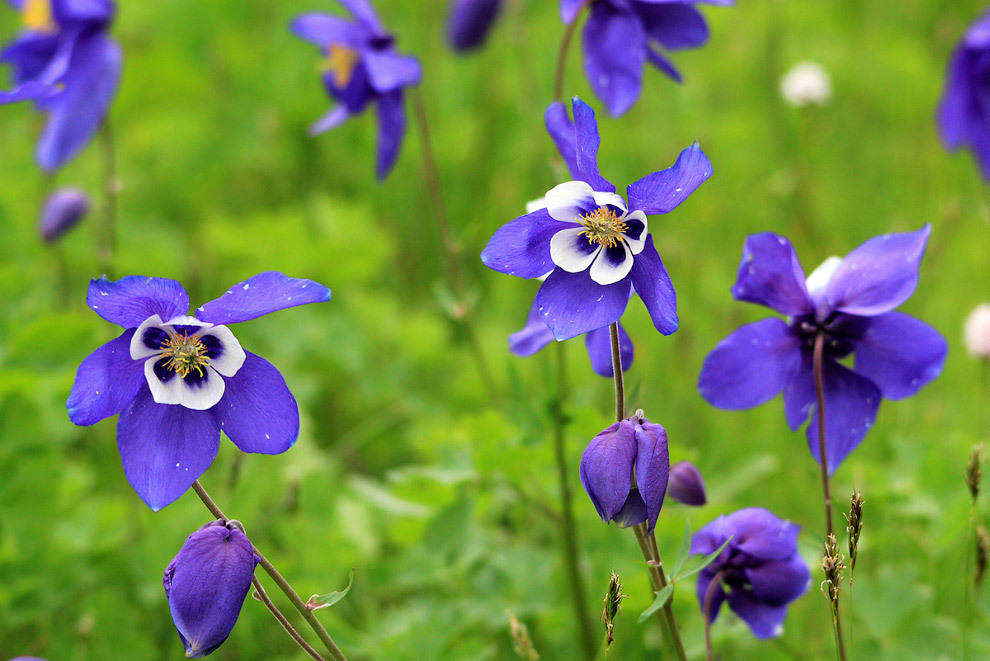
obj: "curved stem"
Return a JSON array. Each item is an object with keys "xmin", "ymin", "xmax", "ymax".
[
  {"xmin": 609, "ymin": 323, "xmax": 625, "ymax": 420},
  {"xmin": 409, "ymin": 89, "xmax": 497, "ymax": 400},
  {"xmin": 813, "ymin": 334, "xmax": 848, "ymax": 661},
  {"xmin": 551, "ymin": 342, "xmax": 597, "ymax": 660},
  {"xmin": 252, "ymin": 576, "xmax": 326, "ymax": 661},
  {"xmin": 98, "ymin": 122, "xmax": 117, "ymax": 277},
  {"xmin": 191, "ymin": 480, "xmax": 348, "ymax": 661},
  {"xmin": 704, "ymin": 570, "xmax": 726, "ymax": 661},
  {"xmin": 553, "ymin": 0, "xmax": 591, "ymax": 102}
]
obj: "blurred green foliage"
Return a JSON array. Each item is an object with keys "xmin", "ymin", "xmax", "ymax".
[{"xmin": 1, "ymin": 0, "xmax": 989, "ymax": 659}]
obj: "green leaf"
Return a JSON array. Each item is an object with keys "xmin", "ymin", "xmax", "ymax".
[
  {"xmin": 305, "ymin": 568, "xmax": 354, "ymax": 611},
  {"xmin": 671, "ymin": 520, "xmax": 692, "ymax": 579},
  {"xmin": 674, "ymin": 536, "xmax": 734, "ymax": 582},
  {"xmin": 638, "ymin": 584, "xmax": 674, "ymax": 624}
]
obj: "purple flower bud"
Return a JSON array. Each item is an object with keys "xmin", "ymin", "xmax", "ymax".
[
  {"xmin": 447, "ymin": 0, "xmax": 502, "ymax": 52},
  {"xmin": 579, "ymin": 411, "xmax": 669, "ymax": 533},
  {"xmin": 39, "ymin": 188, "xmax": 89, "ymax": 243},
  {"xmin": 667, "ymin": 461, "xmax": 707, "ymax": 506},
  {"xmin": 163, "ymin": 519, "xmax": 259, "ymax": 658},
  {"xmin": 692, "ymin": 508, "xmax": 809, "ymax": 639}
]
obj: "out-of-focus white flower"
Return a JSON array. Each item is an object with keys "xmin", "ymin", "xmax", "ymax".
[
  {"xmin": 965, "ymin": 303, "xmax": 990, "ymax": 358},
  {"xmin": 780, "ymin": 61, "xmax": 832, "ymax": 107}
]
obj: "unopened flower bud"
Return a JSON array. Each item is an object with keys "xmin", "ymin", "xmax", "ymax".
[
  {"xmin": 163, "ymin": 519, "xmax": 259, "ymax": 658},
  {"xmin": 39, "ymin": 188, "xmax": 89, "ymax": 243},
  {"xmin": 964, "ymin": 304, "xmax": 990, "ymax": 358},
  {"xmin": 667, "ymin": 461, "xmax": 707, "ymax": 506},
  {"xmin": 447, "ymin": 0, "xmax": 502, "ymax": 53}
]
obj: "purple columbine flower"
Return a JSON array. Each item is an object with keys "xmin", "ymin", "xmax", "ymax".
[
  {"xmin": 698, "ymin": 227, "xmax": 947, "ymax": 472},
  {"xmin": 692, "ymin": 507, "xmax": 809, "ymax": 639},
  {"xmin": 447, "ymin": 0, "xmax": 501, "ymax": 53},
  {"xmin": 560, "ymin": 0, "xmax": 732, "ymax": 116},
  {"xmin": 66, "ymin": 272, "xmax": 332, "ymax": 511},
  {"xmin": 1, "ymin": 0, "xmax": 122, "ymax": 171},
  {"xmin": 291, "ymin": 0, "xmax": 422, "ymax": 181},
  {"xmin": 164, "ymin": 519, "xmax": 259, "ymax": 658},
  {"xmin": 482, "ymin": 96, "xmax": 712, "ymax": 341},
  {"xmin": 39, "ymin": 187, "xmax": 88, "ymax": 243},
  {"xmin": 667, "ymin": 460, "xmax": 706, "ymax": 505},
  {"xmin": 509, "ymin": 294, "xmax": 634, "ymax": 377},
  {"xmin": 579, "ymin": 411, "xmax": 669, "ymax": 533},
  {"xmin": 937, "ymin": 8, "xmax": 990, "ymax": 180}
]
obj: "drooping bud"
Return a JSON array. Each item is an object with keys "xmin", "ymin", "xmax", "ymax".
[
  {"xmin": 447, "ymin": 0, "xmax": 502, "ymax": 53},
  {"xmin": 821, "ymin": 533, "xmax": 845, "ymax": 621},
  {"xmin": 967, "ymin": 443, "xmax": 983, "ymax": 502},
  {"xmin": 579, "ymin": 412, "xmax": 670, "ymax": 533},
  {"xmin": 964, "ymin": 304, "xmax": 990, "ymax": 359},
  {"xmin": 601, "ymin": 570, "xmax": 626, "ymax": 650},
  {"xmin": 977, "ymin": 526, "xmax": 989, "ymax": 588},
  {"xmin": 163, "ymin": 519, "xmax": 259, "ymax": 658},
  {"xmin": 39, "ymin": 188, "xmax": 89, "ymax": 243},
  {"xmin": 845, "ymin": 490, "xmax": 864, "ymax": 578},
  {"xmin": 506, "ymin": 611, "xmax": 540, "ymax": 661},
  {"xmin": 667, "ymin": 461, "xmax": 707, "ymax": 506}
]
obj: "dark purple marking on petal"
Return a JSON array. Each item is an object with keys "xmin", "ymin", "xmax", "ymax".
[
  {"xmin": 153, "ymin": 359, "xmax": 176, "ymax": 384},
  {"xmin": 624, "ymin": 215, "xmax": 646, "ymax": 242},
  {"xmin": 142, "ymin": 326, "xmax": 169, "ymax": 351},
  {"xmin": 199, "ymin": 334, "xmax": 224, "ymax": 360}
]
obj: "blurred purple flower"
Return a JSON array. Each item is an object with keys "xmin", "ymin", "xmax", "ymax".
[
  {"xmin": 66, "ymin": 272, "xmax": 332, "ymax": 510},
  {"xmin": 692, "ymin": 507, "xmax": 809, "ymax": 638},
  {"xmin": 0, "ymin": 0, "xmax": 122, "ymax": 171},
  {"xmin": 164, "ymin": 519, "xmax": 259, "ymax": 658},
  {"xmin": 698, "ymin": 227, "xmax": 947, "ymax": 472},
  {"xmin": 482, "ymin": 97, "xmax": 712, "ymax": 341},
  {"xmin": 667, "ymin": 460, "xmax": 706, "ymax": 505},
  {"xmin": 938, "ymin": 9, "xmax": 990, "ymax": 179},
  {"xmin": 39, "ymin": 187, "xmax": 88, "ymax": 242},
  {"xmin": 561, "ymin": 0, "xmax": 732, "ymax": 116},
  {"xmin": 509, "ymin": 294, "xmax": 633, "ymax": 377},
  {"xmin": 579, "ymin": 411, "xmax": 669, "ymax": 533},
  {"xmin": 291, "ymin": 0, "xmax": 422, "ymax": 180},
  {"xmin": 447, "ymin": 0, "xmax": 501, "ymax": 53}
]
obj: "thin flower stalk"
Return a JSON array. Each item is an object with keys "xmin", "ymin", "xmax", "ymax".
[
  {"xmin": 703, "ymin": 569, "xmax": 727, "ymax": 661},
  {"xmin": 191, "ymin": 480, "xmax": 347, "ymax": 661},
  {"xmin": 609, "ymin": 323, "xmax": 687, "ymax": 661},
  {"xmin": 251, "ymin": 576, "xmax": 327, "ymax": 661},
  {"xmin": 99, "ymin": 123, "xmax": 118, "ymax": 276}
]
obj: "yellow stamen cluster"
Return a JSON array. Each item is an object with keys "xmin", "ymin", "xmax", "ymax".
[
  {"xmin": 22, "ymin": 0, "xmax": 55, "ymax": 32},
  {"xmin": 161, "ymin": 333, "xmax": 210, "ymax": 379},
  {"xmin": 578, "ymin": 207, "xmax": 627, "ymax": 249},
  {"xmin": 323, "ymin": 44, "xmax": 359, "ymax": 88}
]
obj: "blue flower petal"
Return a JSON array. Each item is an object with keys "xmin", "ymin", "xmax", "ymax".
[
  {"xmin": 698, "ymin": 318, "xmax": 802, "ymax": 409},
  {"xmin": 744, "ymin": 555, "xmax": 810, "ymax": 606},
  {"xmin": 730, "ymin": 233, "xmax": 812, "ymax": 316},
  {"xmin": 853, "ymin": 312, "xmax": 947, "ymax": 400},
  {"xmin": 117, "ymin": 388, "xmax": 221, "ymax": 511},
  {"xmin": 644, "ymin": 46, "xmax": 682, "ymax": 82},
  {"xmin": 584, "ymin": 321, "xmax": 633, "ymax": 377},
  {"xmin": 87, "ymin": 275, "xmax": 190, "ymax": 329},
  {"xmin": 509, "ymin": 297, "xmax": 555, "ymax": 357},
  {"xmin": 211, "ymin": 352, "xmax": 299, "ymax": 455},
  {"xmin": 544, "ymin": 99, "xmax": 615, "ymax": 193},
  {"xmin": 447, "ymin": 0, "xmax": 501, "ymax": 52},
  {"xmin": 338, "ymin": 0, "xmax": 386, "ymax": 35},
  {"xmin": 66, "ymin": 329, "xmax": 144, "ymax": 425},
  {"xmin": 290, "ymin": 12, "xmax": 368, "ymax": 48},
  {"xmin": 579, "ymin": 420, "xmax": 637, "ymax": 522},
  {"xmin": 726, "ymin": 589, "xmax": 789, "ymax": 639},
  {"xmin": 636, "ymin": 2, "xmax": 709, "ymax": 51},
  {"xmin": 582, "ymin": 3, "xmax": 645, "ymax": 117},
  {"xmin": 626, "ymin": 142, "xmax": 713, "ymax": 216},
  {"xmin": 363, "ymin": 50, "xmax": 421, "ymax": 93},
  {"xmin": 481, "ymin": 208, "xmax": 562, "ymax": 279},
  {"xmin": 196, "ymin": 271, "xmax": 331, "ymax": 326},
  {"xmin": 629, "ymin": 235, "xmax": 678, "ymax": 335},
  {"xmin": 560, "ymin": 0, "xmax": 585, "ymax": 23},
  {"xmin": 824, "ymin": 225, "xmax": 931, "ymax": 317},
  {"xmin": 634, "ymin": 420, "xmax": 669, "ymax": 534},
  {"xmin": 536, "ymin": 268, "xmax": 632, "ymax": 341},
  {"xmin": 374, "ymin": 88, "xmax": 406, "ymax": 180},
  {"xmin": 806, "ymin": 359, "xmax": 881, "ymax": 474}
]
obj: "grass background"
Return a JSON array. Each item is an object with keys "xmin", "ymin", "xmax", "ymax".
[{"xmin": 1, "ymin": 0, "xmax": 989, "ymax": 659}]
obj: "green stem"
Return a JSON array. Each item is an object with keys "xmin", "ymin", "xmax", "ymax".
[
  {"xmin": 551, "ymin": 342, "xmax": 597, "ymax": 660},
  {"xmin": 552, "ymin": 0, "xmax": 591, "ymax": 101},
  {"xmin": 98, "ymin": 122, "xmax": 117, "ymax": 277},
  {"xmin": 252, "ymin": 576, "xmax": 326, "ymax": 661},
  {"xmin": 813, "ymin": 333, "xmax": 848, "ymax": 661},
  {"xmin": 191, "ymin": 480, "xmax": 347, "ymax": 661},
  {"xmin": 409, "ymin": 89, "xmax": 497, "ymax": 400}
]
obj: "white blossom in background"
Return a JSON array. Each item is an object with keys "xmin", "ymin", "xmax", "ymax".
[
  {"xmin": 965, "ymin": 303, "xmax": 990, "ymax": 358},
  {"xmin": 780, "ymin": 61, "xmax": 832, "ymax": 107}
]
